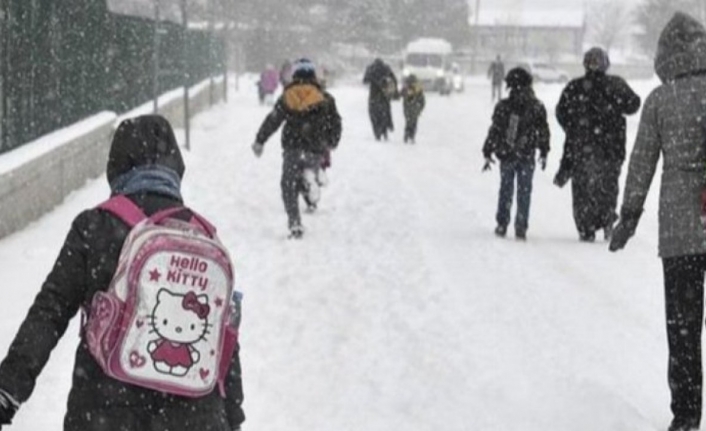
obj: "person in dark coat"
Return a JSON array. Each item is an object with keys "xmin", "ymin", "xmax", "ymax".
[
  {"xmin": 400, "ymin": 74, "xmax": 426, "ymax": 144},
  {"xmin": 363, "ymin": 58, "xmax": 398, "ymax": 141},
  {"xmin": 0, "ymin": 115, "xmax": 245, "ymax": 431},
  {"xmin": 487, "ymin": 54, "xmax": 505, "ymax": 102},
  {"xmin": 482, "ymin": 67, "xmax": 550, "ymax": 240},
  {"xmin": 554, "ymin": 47, "xmax": 641, "ymax": 242},
  {"xmin": 252, "ymin": 58, "xmax": 342, "ymax": 239},
  {"xmin": 609, "ymin": 12, "xmax": 706, "ymax": 431}
]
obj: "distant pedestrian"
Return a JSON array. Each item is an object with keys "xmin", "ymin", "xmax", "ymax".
[
  {"xmin": 400, "ymin": 74, "xmax": 425, "ymax": 144},
  {"xmin": 554, "ymin": 47, "xmax": 641, "ymax": 242},
  {"xmin": 609, "ymin": 12, "xmax": 706, "ymax": 431},
  {"xmin": 482, "ymin": 67, "xmax": 550, "ymax": 240},
  {"xmin": 252, "ymin": 58, "xmax": 342, "ymax": 239},
  {"xmin": 257, "ymin": 64, "xmax": 279, "ymax": 105},
  {"xmin": 363, "ymin": 58, "xmax": 398, "ymax": 141},
  {"xmin": 487, "ymin": 55, "xmax": 505, "ymax": 102}
]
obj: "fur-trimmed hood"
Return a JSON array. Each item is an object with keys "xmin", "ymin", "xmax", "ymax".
[{"xmin": 283, "ymin": 83, "xmax": 326, "ymax": 113}]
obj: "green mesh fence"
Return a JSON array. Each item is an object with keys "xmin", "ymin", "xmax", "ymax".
[{"xmin": 0, "ymin": 0, "xmax": 224, "ymax": 153}]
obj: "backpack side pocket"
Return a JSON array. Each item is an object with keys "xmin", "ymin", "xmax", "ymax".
[{"xmin": 85, "ymin": 292, "xmax": 125, "ymax": 372}]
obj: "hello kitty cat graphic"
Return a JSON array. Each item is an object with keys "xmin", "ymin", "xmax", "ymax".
[{"xmin": 147, "ymin": 289, "xmax": 211, "ymax": 377}]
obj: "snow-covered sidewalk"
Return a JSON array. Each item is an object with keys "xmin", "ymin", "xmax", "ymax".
[{"xmin": 0, "ymin": 75, "xmax": 672, "ymax": 431}]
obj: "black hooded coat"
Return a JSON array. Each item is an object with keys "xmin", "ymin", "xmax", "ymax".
[
  {"xmin": 482, "ymin": 86, "xmax": 550, "ymax": 162},
  {"xmin": 554, "ymin": 60, "xmax": 641, "ymax": 235},
  {"xmin": 0, "ymin": 115, "xmax": 245, "ymax": 431},
  {"xmin": 555, "ymin": 69, "xmax": 641, "ymax": 175},
  {"xmin": 255, "ymin": 77, "xmax": 342, "ymax": 153},
  {"xmin": 363, "ymin": 59, "xmax": 398, "ymax": 139}
]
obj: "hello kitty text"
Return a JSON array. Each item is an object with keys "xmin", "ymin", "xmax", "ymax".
[{"xmin": 167, "ymin": 255, "xmax": 210, "ymax": 289}]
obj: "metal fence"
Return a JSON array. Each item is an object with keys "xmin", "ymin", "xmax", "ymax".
[{"xmin": 0, "ymin": 0, "xmax": 224, "ymax": 153}]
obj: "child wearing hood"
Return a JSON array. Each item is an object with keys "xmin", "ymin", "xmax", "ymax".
[
  {"xmin": 252, "ymin": 58, "xmax": 342, "ymax": 239},
  {"xmin": 0, "ymin": 115, "xmax": 245, "ymax": 431},
  {"xmin": 400, "ymin": 74, "xmax": 426, "ymax": 144},
  {"xmin": 482, "ymin": 67, "xmax": 550, "ymax": 240}
]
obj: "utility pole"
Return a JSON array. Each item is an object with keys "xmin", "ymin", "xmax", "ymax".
[
  {"xmin": 181, "ymin": 0, "xmax": 190, "ymax": 151},
  {"xmin": 472, "ymin": 0, "xmax": 481, "ymax": 74},
  {"xmin": 152, "ymin": 0, "xmax": 161, "ymax": 114},
  {"xmin": 222, "ymin": 0, "xmax": 230, "ymax": 102},
  {"xmin": 208, "ymin": 0, "xmax": 215, "ymax": 107}
]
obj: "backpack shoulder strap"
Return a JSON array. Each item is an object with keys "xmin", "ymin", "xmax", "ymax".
[{"xmin": 97, "ymin": 195, "xmax": 147, "ymax": 228}]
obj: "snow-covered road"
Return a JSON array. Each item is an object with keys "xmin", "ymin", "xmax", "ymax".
[{"xmin": 0, "ymin": 76, "xmax": 673, "ymax": 430}]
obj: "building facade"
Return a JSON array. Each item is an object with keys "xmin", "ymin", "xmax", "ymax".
[{"xmin": 471, "ymin": 10, "xmax": 585, "ymax": 63}]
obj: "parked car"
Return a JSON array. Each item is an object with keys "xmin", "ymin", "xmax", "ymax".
[{"xmin": 517, "ymin": 62, "xmax": 569, "ymax": 83}]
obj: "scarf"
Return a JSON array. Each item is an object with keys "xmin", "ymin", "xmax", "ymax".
[{"xmin": 109, "ymin": 164, "xmax": 182, "ymax": 200}]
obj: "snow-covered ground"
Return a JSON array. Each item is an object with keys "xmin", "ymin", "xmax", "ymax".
[{"xmin": 0, "ymin": 75, "xmax": 674, "ymax": 431}]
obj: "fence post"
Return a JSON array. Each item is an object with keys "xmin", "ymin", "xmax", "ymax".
[
  {"xmin": 208, "ymin": 0, "xmax": 214, "ymax": 107},
  {"xmin": 152, "ymin": 0, "xmax": 160, "ymax": 114},
  {"xmin": 181, "ymin": 0, "xmax": 190, "ymax": 151},
  {"xmin": 223, "ymin": 26, "xmax": 228, "ymax": 102}
]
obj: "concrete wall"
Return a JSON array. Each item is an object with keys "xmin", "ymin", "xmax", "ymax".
[
  {"xmin": 0, "ymin": 78, "xmax": 226, "ymax": 240},
  {"xmin": 0, "ymin": 114, "xmax": 116, "ymax": 239}
]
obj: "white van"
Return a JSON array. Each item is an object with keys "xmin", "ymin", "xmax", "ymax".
[{"xmin": 402, "ymin": 38, "xmax": 454, "ymax": 94}]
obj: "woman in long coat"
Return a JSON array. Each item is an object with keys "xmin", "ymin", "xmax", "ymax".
[
  {"xmin": 610, "ymin": 12, "xmax": 706, "ymax": 431},
  {"xmin": 363, "ymin": 58, "xmax": 398, "ymax": 141}
]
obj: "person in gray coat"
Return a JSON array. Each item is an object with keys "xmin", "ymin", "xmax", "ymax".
[{"xmin": 610, "ymin": 12, "xmax": 706, "ymax": 431}]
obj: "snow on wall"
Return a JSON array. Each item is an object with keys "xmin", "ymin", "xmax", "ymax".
[{"xmin": 0, "ymin": 77, "xmax": 225, "ymax": 240}]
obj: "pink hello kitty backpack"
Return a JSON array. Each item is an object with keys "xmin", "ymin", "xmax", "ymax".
[{"xmin": 83, "ymin": 195, "xmax": 240, "ymax": 398}]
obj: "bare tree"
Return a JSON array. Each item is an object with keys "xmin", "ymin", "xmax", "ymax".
[{"xmin": 586, "ymin": 0, "xmax": 631, "ymax": 54}]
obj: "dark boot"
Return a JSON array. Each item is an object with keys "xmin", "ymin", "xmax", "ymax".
[
  {"xmin": 288, "ymin": 223, "xmax": 304, "ymax": 239},
  {"xmin": 603, "ymin": 223, "xmax": 613, "ymax": 241},
  {"xmin": 579, "ymin": 231, "xmax": 595, "ymax": 242},
  {"xmin": 668, "ymin": 417, "xmax": 699, "ymax": 431}
]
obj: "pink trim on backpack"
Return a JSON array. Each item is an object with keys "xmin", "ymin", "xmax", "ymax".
[
  {"xmin": 98, "ymin": 195, "xmax": 147, "ymax": 227},
  {"xmin": 85, "ymin": 195, "xmax": 238, "ymax": 398}
]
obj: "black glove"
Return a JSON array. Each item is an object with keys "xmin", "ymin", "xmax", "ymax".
[
  {"xmin": 482, "ymin": 156, "xmax": 494, "ymax": 172},
  {"xmin": 538, "ymin": 154, "xmax": 547, "ymax": 171},
  {"xmin": 0, "ymin": 389, "xmax": 19, "ymax": 427},
  {"xmin": 553, "ymin": 167, "xmax": 571, "ymax": 187},
  {"xmin": 609, "ymin": 208, "xmax": 643, "ymax": 252},
  {"xmin": 251, "ymin": 142, "xmax": 264, "ymax": 158}
]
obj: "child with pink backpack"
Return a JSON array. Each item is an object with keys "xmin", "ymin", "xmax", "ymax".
[{"xmin": 0, "ymin": 115, "xmax": 244, "ymax": 431}]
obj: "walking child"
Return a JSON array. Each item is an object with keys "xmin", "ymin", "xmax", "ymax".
[
  {"xmin": 252, "ymin": 58, "xmax": 342, "ymax": 239},
  {"xmin": 0, "ymin": 115, "xmax": 245, "ymax": 431},
  {"xmin": 482, "ymin": 67, "xmax": 550, "ymax": 240},
  {"xmin": 400, "ymin": 74, "xmax": 425, "ymax": 144}
]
